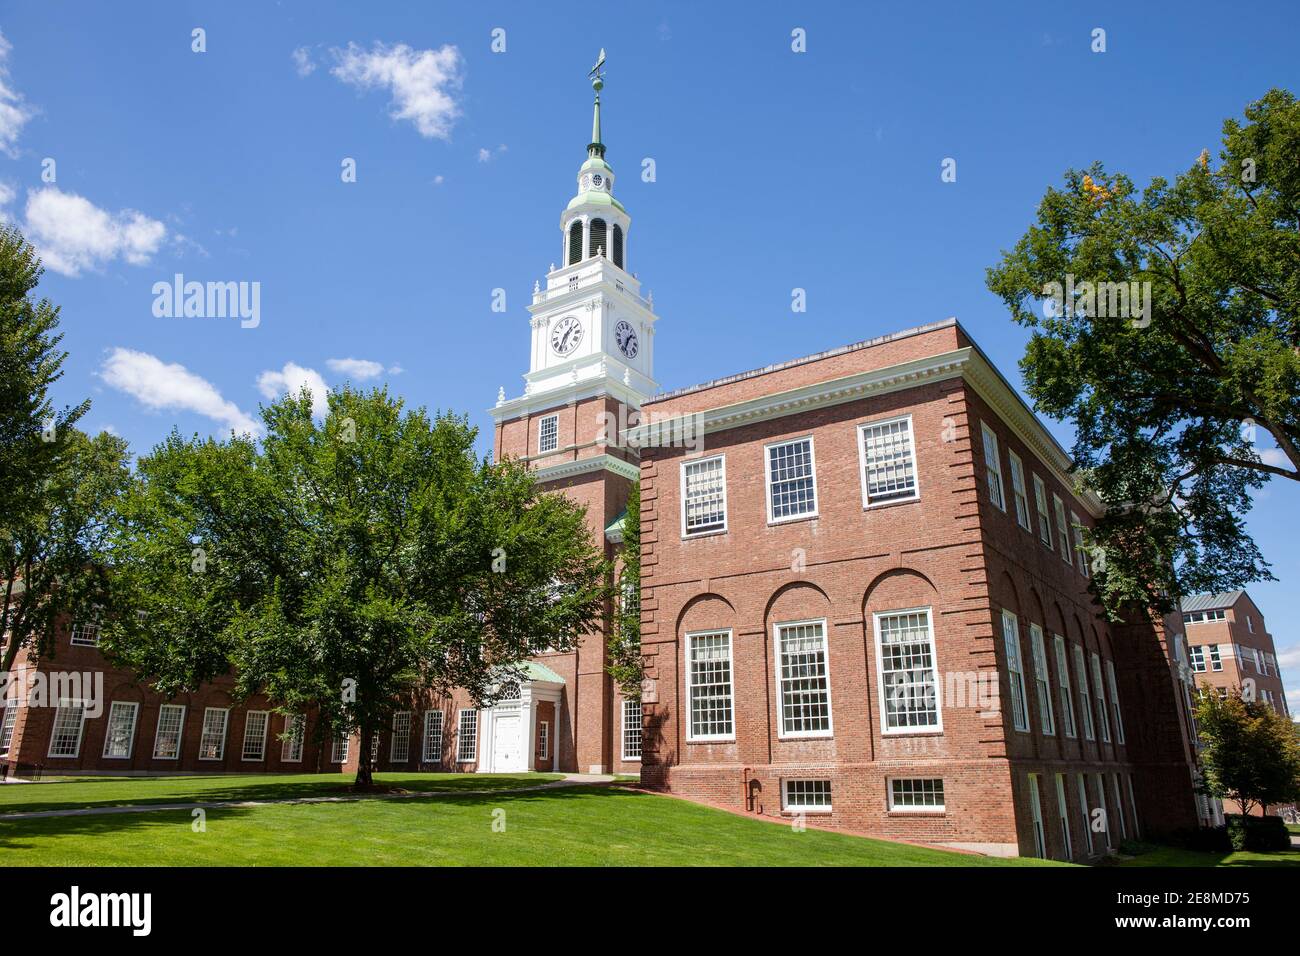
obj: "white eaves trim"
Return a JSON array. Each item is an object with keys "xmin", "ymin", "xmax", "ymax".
[{"xmin": 533, "ymin": 453, "xmax": 640, "ymax": 484}]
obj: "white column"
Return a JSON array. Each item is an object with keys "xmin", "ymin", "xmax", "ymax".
[{"xmin": 523, "ymin": 687, "xmax": 537, "ymax": 772}]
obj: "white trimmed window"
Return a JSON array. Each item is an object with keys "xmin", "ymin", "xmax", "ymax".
[
  {"xmin": 281, "ymin": 714, "xmax": 304, "ymax": 762},
  {"xmin": 1072, "ymin": 644, "xmax": 1095, "ymax": 740},
  {"xmin": 1028, "ymin": 773, "xmax": 1046, "ymax": 858},
  {"xmin": 681, "ymin": 455, "xmax": 727, "ymax": 536},
  {"xmin": 102, "ymin": 701, "xmax": 139, "ymax": 759},
  {"xmin": 538, "ymin": 720, "xmax": 550, "ymax": 760},
  {"xmin": 1246, "ymin": 614, "xmax": 1254, "ymax": 634},
  {"xmin": 538, "ymin": 414, "xmax": 558, "ymax": 454},
  {"xmin": 858, "ymin": 415, "xmax": 919, "ymax": 505},
  {"xmin": 1071, "ymin": 511, "xmax": 1090, "ymax": 576},
  {"xmin": 621, "ymin": 698, "xmax": 641, "ymax": 760},
  {"xmin": 1029, "ymin": 624, "xmax": 1055, "ymax": 736},
  {"xmin": 765, "ymin": 437, "xmax": 817, "ymax": 522},
  {"xmin": 331, "ymin": 730, "xmax": 349, "ymax": 763},
  {"xmin": 686, "ymin": 630, "xmax": 734, "ymax": 740},
  {"xmin": 241, "ymin": 710, "xmax": 268, "ymax": 760},
  {"xmin": 1001, "ymin": 610, "xmax": 1029, "ymax": 732},
  {"xmin": 423, "ymin": 710, "xmax": 444, "ymax": 762},
  {"xmin": 1093, "ymin": 773, "xmax": 1113, "ymax": 848},
  {"xmin": 875, "ymin": 609, "xmax": 941, "ymax": 732},
  {"xmin": 775, "ymin": 620, "xmax": 832, "ymax": 737},
  {"xmin": 1090, "ymin": 652, "xmax": 1111, "ymax": 743},
  {"xmin": 1033, "ymin": 474, "xmax": 1052, "ymax": 547},
  {"xmin": 889, "ymin": 778, "xmax": 945, "ymax": 812},
  {"xmin": 390, "ymin": 711, "xmax": 412, "ymax": 763},
  {"xmin": 48, "ymin": 700, "xmax": 86, "ymax": 758},
  {"xmin": 1189, "ymin": 645, "xmax": 1206, "ymax": 672},
  {"xmin": 198, "ymin": 707, "xmax": 229, "ymax": 760},
  {"xmin": 1053, "ymin": 634, "xmax": 1077, "ymax": 738},
  {"xmin": 70, "ymin": 617, "xmax": 101, "ymax": 647},
  {"xmin": 980, "ymin": 422, "xmax": 1005, "ymax": 511},
  {"xmin": 1053, "ymin": 494, "xmax": 1071, "ymax": 563},
  {"xmin": 1104, "ymin": 658, "xmax": 1125, "ymax": 744},
  {"xmin": 1126, "ymin": 774, "xmax": 1141, "ymax": 839},
  {"xmin": 457, "ymin": 709, "xmax": 478, "ymax": 762},
  {"xmin": 1008, "ymin": 450, "xmax": 1030, "ymax": 529},
  {"xmin": 782, "ymin": 779, "xmax": 832, "ymax": 813},
  {"xmin": 153, "ymin": 704, "xmax": 185, "ymax": 759},
  {"xmin": 0, "ymin": 707, "xmax": 17, "ymax": 756},
  {"xmin": 1054, "ymin": 773, "xmax": 1073, "ymax": 860},
  {"xmin": 1076, "ymin": 773, "xmax": 1094, "ymax": 854},
  {"xmin": 1185, "ymin": 609, "xmax": 1225, "ymax": 624},
  {"xmin": 1111, "ymin": 773, "xmax": 1128, "ymax": 839}
]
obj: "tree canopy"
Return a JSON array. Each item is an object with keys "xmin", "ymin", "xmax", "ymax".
[{"xmin": 1193, "ymin": 688, "xmax": 1300, "ymax": 817}]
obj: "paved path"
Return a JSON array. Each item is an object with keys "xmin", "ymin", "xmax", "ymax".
[{"xmin": 0, "ymin": 773, "xmax": 616, "ymax": 822}]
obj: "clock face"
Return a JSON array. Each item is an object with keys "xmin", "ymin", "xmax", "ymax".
[
  {"xmin": 550, "ymin": 315, "xmax": 583, "ymax": 355},
  {"xmin": 614, "ymin": 320, "xmax": 639, "ymax": 358}
]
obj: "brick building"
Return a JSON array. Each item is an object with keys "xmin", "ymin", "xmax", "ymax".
[{"xmin": 1180, "ymin": 591, "xmax": 1289, "ymax": 717}]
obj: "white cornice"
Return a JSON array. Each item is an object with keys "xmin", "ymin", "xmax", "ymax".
[
  {"xmin": 490, "ymin": 377, "xmax": 649, "ymax": 423},
  {"xmin": 533, "ymin": 453, "xmax": 640, "ymax": 485}
]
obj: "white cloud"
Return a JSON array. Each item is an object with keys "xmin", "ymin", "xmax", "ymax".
[
  {"xmin": 0, "ymin": 180, "xmax": 14, "ymax": 216},
  {"xmin": 291, "ymin": 46, "xmax": 316, "ymax": 77},
  {"xmin": 387, "ymin": 364, "xmax": 404, "ymax": 375},
  {"xmin": 432, "ymin": 174, "xmax": 445, "ymax": 185},
  {"xmin": 1275, "ymin": 644, "xmax": 1300, "ymax": 670},
  {"xmin": 22, "ymin": 187, "xmax": 166, "ymax": 276},
  {"xmin": 1259, "ymin": 446, "xmax": 1292, "ymax": 469},
  {"xmin": 100, "ymin": 348, "xmax": 261, "ymax": 436},
  {"xmin": 257, "ymin": 362, "xmax": 329, "ymax": 419},
  {"xmin": 477, "ymin": 144, "xmax": 507, "ymax": 163},
  {"xmin": 326, "ymin": 357, "xmax": 385, "ymax": 380},
  {"xmin": 0, "ymin": 30, "xmax": 34, "ymax": 157},
  {"xmin": 330, "ymin": 41, "xmax": 463, "ymax": 140}
]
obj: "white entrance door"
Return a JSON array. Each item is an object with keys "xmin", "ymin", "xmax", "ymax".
[{"xmin": 492, "ymin": 714, "xmax": 524, "ymax": 772}]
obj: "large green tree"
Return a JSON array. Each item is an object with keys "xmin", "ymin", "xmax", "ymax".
[
  {"xmin": 1193, "ymin": 688, "xmax": 1300, "ymax": 818},
  {"xmin": 986, "ymin": 89, "xmax": 1299, "ymax": 618},
  {"xmin": 103, "ymin": 387, "xmax": 609, "ymax": 787}
]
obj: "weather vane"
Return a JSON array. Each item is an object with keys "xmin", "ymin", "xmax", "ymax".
[{"xmin": 588, "ymin": 47, "xmax": 606, "ymax": 90}]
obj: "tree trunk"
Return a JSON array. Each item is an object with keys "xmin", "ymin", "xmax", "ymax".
[{"xmin": 355, "ymin": 725, "xmax": 373, "ymax": 790}]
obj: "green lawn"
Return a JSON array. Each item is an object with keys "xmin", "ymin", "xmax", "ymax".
[
  {"xmin": 0, "ymin": 772, "xmax": 560, "ymax": 815},
  {"xmin": 0, "ymin": 781, "xmax": 1063, "ymax": 866},
  {"xmin": 1113, "ymin": 843, "xmax": 1300, "ymax": 868}
]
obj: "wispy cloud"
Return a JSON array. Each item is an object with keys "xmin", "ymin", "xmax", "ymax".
[
  {"xmin": 257, "ymin": 362, "xmax": 329, "ymax": 418},
  {"xmin": 21, "ymin": 187, "xmax": 166, "ymax": 276},
  {"xmin": 100, "ymin": 348, "xmax": 261, "ymax": 436},
  {"xmin": 326, "ymin": 357, "xmax": 385, "ymax": 380},
  {"xmin": 330, "ymin": 41, "xmax": 463, "ymax": 140},
  {"xmin": 291, "ymin": 46, "xmax": 316, "ymax": 77},
  {"xmin": 477, "ymin": 144, "xmax": 507, "ymax": 163},
  {"xmin": 0, "ymin": 30, "xmax": 34, "ymax": 157}
]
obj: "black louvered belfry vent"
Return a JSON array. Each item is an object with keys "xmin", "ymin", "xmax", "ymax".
[
  {"xmin": 589, "ymin": 219, "xmax": 607, "ymax": 259},
  {"xmin": 612, "ymin": 224, "xmax": 624, "ymax": 268},
  {"xmin": 567, "ymin": 220, "xmax": 583, "ymax": 265}
]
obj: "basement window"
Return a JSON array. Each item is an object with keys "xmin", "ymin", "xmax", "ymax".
[
  {"xmin": 888, "ymin": 778, "xmax": 945, "ymax": 812},
  {"xmin": 782, "ymin": 779, "xmax": 832, "ymax": 814}
]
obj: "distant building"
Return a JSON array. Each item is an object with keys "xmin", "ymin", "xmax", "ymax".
[{"xmin": 1180, "ymin": 592, "xmax": 1288, "ymax": 718}]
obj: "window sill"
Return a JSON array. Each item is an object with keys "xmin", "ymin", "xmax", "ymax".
[
  {"xmin": 681, "ymin": 528, "xmax": 728, "ymax": 540},
  {"xmin": 766, "ymin": 513, "xmax": 819, "ymax": 528}
]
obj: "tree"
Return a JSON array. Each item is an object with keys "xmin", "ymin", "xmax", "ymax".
[
  {"xmin": 986, "ymin": 89, "xmax": 1300, "ymax": 619},
  {"xmin": 1193, "ymin": 688, "xmax": 1300, "ymax": 818},
  {"xmin": 1, "ymin": 226, "xmax": 130, "ymax": 674},
  {"xmin": 607, "ymin": 481, "xmax": 642, "ymax": 696},
  {"xmin": 103, "ymin": 387, "xmax": 609, "ymax": 788}
]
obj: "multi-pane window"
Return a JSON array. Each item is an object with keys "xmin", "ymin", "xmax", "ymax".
[
  {"xmin": 681, "ymin": 455, "xmax": 727, "ymax": 535},
  {"xmin": 47, "ymin": 701, "xmax": 86, "ymax": 758},
  {"xmin": 1093, "ymin": 773, "xmax": 1113, "ymax": 849},
  {"xmin": 876, "ymin": 609, "xmax": 940, "ymax": 732},
  {"xmin": 782, "ymin": 779, "xmax": 832, "ymax": 813},
  {"xmin": 1104, "ymin": 659, "xmax": 1125, "ymax": 744},
  {"xmin": 102, "ymin": 701, "xmax": 139, "ymax": 759},
  {"xmin": 1090, "ymin": 653, "xmax": 1111, "ymax": 743},
  {"xmin": 1033, "ymin": 474, "xmax": 1053, "ymax": 547},
  {"xmin": 766, "ymin": 438, "xmax": 817, "ymax": 521},
  {"xmin": 70, "ymin": 618, "xmax": 101, "ymax": 647},
  {"xmin": 0, "ymin": 707, "xmax": 17, "ymax": 756},
  {"xmin": 1054, "ymin": 773, "xmax": 1073, "ymax": 860},
  {"xmin": 331, "ymin": 730, "xmax": 350, "ymax": 763},
  {"xmin": 153, "ymin": 704, "xmax": 185, "ymax": 759},
  {"xmin": 538, "ymin": 720, "xmax": 550, "ymax": 760},
  {"xmin": 423, "ymin": 710, "xmax": 444, "ymax": 762},
  {"xmin": 1072, "ymin": 645, "xmax": 1095, "ymax": 740},
  {"xmin": 686, "ymin": 630, "xmax": 734, "ymax": 740},
  {"xmin": 1076, "ymin": 773, "xmax": 1094, "ymax": 855},
  {"xmin": 1053, "ymin": 494, "xmax": 1072, "ymax": 563},
  {"xmin": 1184, "ymin": 609, "xmax": 1225, "ymax": 624},
  {"xmin": 390, "ymin": 711, "xmax": 412, "ymax": 763},
  {"xmin": 198, "ymin": 707, "xmax": 229, "ymax": 760},
  {"xmin": 281, "ymin": 714, "xmax": 304, "ymax": 762},
  {"xmin": 1028, "ymin": 774, "xmax": 1046, "ymax": 858},
  {"xmin": 1001, "ymin": 610, "xmax": 1029, "ymax": 732},
  {"xmin": 1029, "ymin": 624, "xmax": 1055, "ymax": 736},
  {"xmin": 1189, "ymin": 645, "xmax": 1206, "ymax": 672},
  {"xmin": 1207, "ymin": 643, "xmax": 1222, "ymax": 671},
  {"xmin": 858, "ymin": 416, "xmax": 918, "ymax": 505},
  {"xmin": 1052, "ymin": 634, "xmax": 1077, "ymax": 738},
  {"xmin": 889, "ymin": 778, "xmax": 945, "ymax": 811},
  {"xmin": 1007, "ymin": 451, "xmax": 1030, "ymax": 529},
  {"xmin": 538, "ymin": 414, "xmax": 558, "ymax": 454},
  {"xmin": 622, "ymin": 698, "xmax": 642, "ymax": 760},
  {"xmin": 775, "ymin": 620, "xmax": 832, "ymax": 737},
  {"xmin": 456, "ymin": 709, "xmax": 478, "ymax": 762},
  {"xmin": 240, "ymin": 711, "xmax": 268, "ymax": 760},
  {"xmin": 980, "ymin": 422, "xmax": 1005, "ymax": 511},
  {"xmin": 1071, "ymin": 511, "xmax": 1090, "ymax": 576}
]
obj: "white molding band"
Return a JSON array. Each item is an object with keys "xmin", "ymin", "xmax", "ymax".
[{"xmin": 533, "ymin": 453, "xmax": 640, "ymax": 484}]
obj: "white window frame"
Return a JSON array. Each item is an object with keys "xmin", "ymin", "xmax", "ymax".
[
  {"xmin": 680, "ymin": 454, "xmax": 728, "ymax": 537},
  {"xmin": 69, "ymin": 617, "xmax": 102, "ymax": 647},
  {"xmin": 782, "ymin": 778, "xmax": 833, "ymax": 814},
  {"xmin": 241, "ymin": 710, "xmax": 269, "ymax": 761},
  {"xmin": 621, "ymin": 697, "xmax": 642, "ymax": 761},
  {"xmin": 102, "ymin": 701, "xmax": 139, "ymax": 759},
  {"xmin": 1029, "ymin": 624, "xmax": 1055, "ymax": 736},
  {"xmin": 1054, "ymin": 773, "xmax": 1073, "ymax": 860},
  {"xmin": 1071, "ymin": 511, "xmax": 1090, "ymax": 576},
  {"xmin": 1073, "ymin": 644, "xmax": 1095, "ymax": 740},
  {"xmin": 1090, "ymin": 652, "xmax": 1111, "ymax": 743},
  {"xmin": 764, "ymin": 436, "xmax": 819, "ymax": 524},
  {"xmin": 1001, "ymin": 610, "xmax": 1030, "ymax": 733},
  {"xmin": 1028, "ymin": 773, "xmax": 1046, "ymax": 858},
  {"xmin": 1207, "ymin": 643, "xmax": 1223, "ymax": 671},
  {"xmin": 1076, "ymin": 772, "xmax": 1094, "ymax": 854},
  {"xmin": 1033, "ymin": 474, "xmax": 1053, "ymax": 548},
  {"xmin": 197, "ymin": 707, "xmax": 230, "ymax": 761},
  {"xmin": 47, "ymin": 699, "xmax": 87, "ymax": 758},
  {"xmin": 0, "ymin": 707, "xmax": 17, "ymax": 756},
  {"xmin": 390, "ymin": 710, "xmax": 412, "ymax": 763},
  {"xmin": 423, "ymin": 710, "xmax": 444, "ymax": 762},
  {"xmin": 684, "ymin": 629, "xmax": 735, "ymax": 742},
  {"xmin": 1111, "ymin": 772, "xmax": 1128, "ymax": 839},
  {"xmin": 331, "ymin": 730, "xmax": 349, "ymax": 764},
  {"xmin": 152, "ymin": 704, "xmax": 186, "ymax": 760},
  {"xmin": 1007, "ymin": 450, "xmax": 1031, "ymax": 529},
  {"xmin": 887, "ymin": 777, "xmax": 946, "ymax": 813},
  {"xmin": 1094, "ymin": 772, "xmax": 1113, "ymax": 849},
  {"xmin": 1053, "ymin": 493, "xmax": 1072, "ymax": 564},
  {"xmin": 538, "ymin": 720, "xmax": 550, "ymax": 761},
  {"xmin": 980, "ymin": 422, "xmax": 1005, "ymax": 511},
  {"xmin": 456, "ymin": 708, "xmax": 478, "ymax": 762},
  {"xmin": 857, "ymin": 414, "xmax": 920, "ymax": 507},
  {"xmin": 1104, "ymin": 658, "xmax": 1125, "ymax": 744},
  {"xmin": 537, "ymin": 413, "xmax": 559, "ymax": 454},
  {"xmin": 281, "ymin": 713, "xmax": 304, "ymax": 762},
  {"xmin": 1051, "ymin": 635, "xmax": 1077, "ymax": 738},
  {"xmin": 1189, "ymin": 645, "xmax": 1206, "ymax": 672},
  {"xmin": 1126, "ymin": 774, "xmax": 1141, "ymax": 838},
  {"xmin": 874, "ymin": 607, "xmax": 942, "ymax": 735},
  {"xmin": 773, "ymin": 618, "xmax": 833, "ymax": 739}
]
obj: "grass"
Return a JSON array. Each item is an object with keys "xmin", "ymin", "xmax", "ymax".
[
  {"xmin": 0, "ymin": 779, "xmax": 1064, "ymax": 867},
  {"xmin": 0, "ymin": 772, "xmax": 561, "ymax": 815},
  {"xmin": 1112, "ymin": 842, "xmax": 1300, "ymax": 868}
]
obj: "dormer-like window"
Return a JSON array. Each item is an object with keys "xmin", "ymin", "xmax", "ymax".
[
  {"xmin": 567, "ymin": 220, "xmax": 583, "ymax": 265},
  {"xmin": 589, "ymin": 219, "xmax": 607, "ymax": 259},
  {"xmin": 612, "ymin": 224, "xmax": 624, "ymax": 268}
]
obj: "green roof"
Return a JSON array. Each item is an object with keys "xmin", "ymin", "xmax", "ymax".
[
  {"xmin": 521, "ymin": 660, "xmax": 566, "ymax": 684},
  {"xmin": 566, "ymin": 190, "xmax": 626, "ymax": 213}
]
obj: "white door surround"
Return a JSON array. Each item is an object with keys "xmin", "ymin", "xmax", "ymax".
[{"xmin": 477, "ymin": 677, "xmax": 564, "ymax": 773}]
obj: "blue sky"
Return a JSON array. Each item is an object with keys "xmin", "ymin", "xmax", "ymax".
[{"xmin": 1, "ymin": 1, "xmax": 1296, "ymax": 707}]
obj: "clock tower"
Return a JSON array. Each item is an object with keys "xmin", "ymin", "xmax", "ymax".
[{"xmin": 488, "ymin": 53, "xmax": 655, "ymax": 775}]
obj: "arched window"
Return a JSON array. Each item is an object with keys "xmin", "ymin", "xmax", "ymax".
[
  {"xmin": 612, "ymin": 224, "xmax": 624, "ymax": 269},
  {"xmin": 589, "ymin": 219, "xmax": 607, "ymax": 259},
  {"xmin": 567, "ymin": 220, "xmax": 583, "ymax": 265}
]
